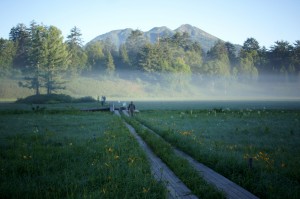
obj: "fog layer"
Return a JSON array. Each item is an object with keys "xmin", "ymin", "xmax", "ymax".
[{"xmin": 74, "ymin": 71, "xmax": 300, "ymax": 101}]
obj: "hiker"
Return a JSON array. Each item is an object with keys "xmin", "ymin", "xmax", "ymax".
[
  {"xmin": 101, "ymin": 96, "xmax": 106, "ymax": 106},
  {"xmin": 127, "ymin": 101, "xmax": 136, "ymax": 117}
]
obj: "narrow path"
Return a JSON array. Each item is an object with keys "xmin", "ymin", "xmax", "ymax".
[
  {"xmin": 120, "ymin": 110, "xmax": 259, "ymax": 199},
  {"xmin": 114, "ymin": 110, "xmax": 198, "ymax": 199}
]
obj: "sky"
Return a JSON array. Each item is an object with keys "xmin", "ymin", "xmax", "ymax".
[{"xmin": 0, "ymin": 0, "xmax": 299, "ymax": 48}]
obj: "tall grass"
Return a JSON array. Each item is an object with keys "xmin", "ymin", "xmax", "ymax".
[
  {"xmin": 0, "ymin": 111, "xmax": 166, "ymax": 198},
  {"xmin": 136, "ymin": 109, "xmax": 300, "ymax": 199}
]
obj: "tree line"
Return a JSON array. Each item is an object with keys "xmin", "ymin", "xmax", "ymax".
[{"xmin": 0, "ymin": 22, "xmax": 299, "ymax": 95}]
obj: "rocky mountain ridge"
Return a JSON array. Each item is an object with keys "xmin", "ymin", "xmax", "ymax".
[{"xmin": 88, "ymin": 24, "xmax": 226, "ymax": 52}]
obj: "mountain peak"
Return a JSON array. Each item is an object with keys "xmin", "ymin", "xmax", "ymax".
[
  {"xmin": 175, "ymin": 24, "xmax": 216, "ymax": 38},
  {"xmin": 176, "ymin": 24, "xmax": 195, "ymax": 30},
  {"xmin": 149, "ymin": 26, "xmax": 171, "ymax": 32}
]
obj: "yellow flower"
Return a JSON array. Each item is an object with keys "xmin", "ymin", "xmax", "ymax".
[
  {"xmin": 107, "ymin": 147, "xmax": 113, "ymax": 153},
  {"xmin": 143, "ymin": 187, "xmax": 150, "ymax": 193},
  {"xmin": 180, "ymin": 131, "xmax": 192, "ymax": 136},
  {"xmin": 114, "ymin": 155, "xmax": 119, "ymax": 160}
]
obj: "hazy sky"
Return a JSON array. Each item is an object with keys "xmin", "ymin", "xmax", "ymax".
[{"xmin": 0, "ymin": 0, "xmax": 299, "ymax": 48}]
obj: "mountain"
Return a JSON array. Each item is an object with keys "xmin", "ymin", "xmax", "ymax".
[
  {"xmin": 87, "ymin": 24, "xmax": 238, "ymax": 52},
  {"xmin": 144, "ymin": 26, "xmax": 174, "ymax": 43},
  {"xmin": 175, "ymin": 24, "xmax": 220, "ymax": 52},
  {"xmin": 88, "ymin": 28, "xmax": 133, "ymax": 47}
]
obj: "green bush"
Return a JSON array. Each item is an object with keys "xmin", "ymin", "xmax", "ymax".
[{"xmin": 15, "ymin": 94, "xmax": 96, "ymax": 104}]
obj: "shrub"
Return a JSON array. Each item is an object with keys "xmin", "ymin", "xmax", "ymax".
[{"xmin": 15, "ymin": 94, "xmax": 96, "ymax": 104}]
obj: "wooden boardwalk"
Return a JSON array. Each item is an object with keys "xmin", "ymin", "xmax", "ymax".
[
  {"xmin": 174, "ymin": 149, "xmax": 259, "ymax": 199},
  {"xmin": 115, "ymin": 110, "xmax": 197, "ymax": 198},
  {"xmin": 125, "ymin": 123, "xmax": 197, "ymax": 199},
  {"xmin": 81, "ymin": 107, "xmax": 109, "ymax": 112},
  {"xmin": 117, "ymin": 110, "xmax": 260, "ymax": 199}
]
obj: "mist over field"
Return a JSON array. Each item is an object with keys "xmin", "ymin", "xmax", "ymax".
[
  {"xmin": 1, "ymin": 70, "xmax": 299, "ymax": 102},
  {"xmin": 80, "ymin": 70, "xmax": 300, "ymax": 100}
]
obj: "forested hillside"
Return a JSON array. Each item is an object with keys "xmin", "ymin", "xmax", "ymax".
[{"xmin": 0, "ymin": 21, "xmax": 299, "ymax": 100}]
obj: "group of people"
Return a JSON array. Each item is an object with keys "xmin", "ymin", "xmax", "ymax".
[
  {"xmin": 100, "ymin": 96, "xmax": 136, "ymax": 116},
  {"xmin": 116, "ymin": 100, "xmax": 136, "ymax": 116}
]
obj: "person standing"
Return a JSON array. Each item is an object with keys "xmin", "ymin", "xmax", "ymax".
[
  {"xmin": 101, "ymin": 96, "xmax": 106, "ymax": 106},
  {"xmin": 127, "ymin": 101, "xmax": 135, "ymax": 117}
]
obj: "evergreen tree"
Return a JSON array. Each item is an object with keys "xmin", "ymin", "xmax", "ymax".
[
  {"xmin": 166, "ymin": 57, "xmax": 191, "ymax": 90},
  {"xmin": 139, "ymin": 43, "xmax": 162, "ymax": 73},
  {"xmin": 125, "ymin": 29, "xmax": 147, "ymax": 67},
  {"xmin": 292, "ymin": 40, "xmax": 300, "ymax": 75},
  {"xmin": 225, "ymin": 42, "xmax": 238, "ymax": 68},
  {"xmin": 0, "ymin": 38, "xmax": 16, "ymax": 76},
  {"xmin": 66, "ymin": 26, "xmax": 87, "ymax": 74},
  {"xmin": 184, "ymin": 42, "xmax": 203, "ymax": 73},
  {"xmin": 241, "ymin": 38, "xmax": 260, "ymax": 69},
  {"xmin": 256, "ymin": 46, "xmax": 270, "ymax": 74},
  {"xmin": 102, "ymin": 38, "xmax": 117, "ymax": 55},
  {"xmin": 44, "ymin": 26, "xmax": 69, "ymax": 94},
  {"xmin": 204, "ymin": 40, "xmax": 230, "ymax": 77},
  {"xmin": 119, "ymin": 44, "xmax": 130, "ymax": 65},
  {"xmin": 237, "ymin": 53, "xmax": 258, "ymax": 80},
  {"xmin": 138, "ymin": 42, "xmax": 173, "ymax": 73},
  {"xmin": 19, "ymin": 22, "xmax": 48, "ymax": 95},
  {"xmin": 242, "ymin": 38, "xmax": 260, "ymax": 52},
  {"xmin": 9, "ymin": 23, "xmax": 30, "ymax": 69},
  {"xmin": 269, "ymin": 41, "xmax": 293, "ymax": 74},
  {"xmin": 105, "ymin": 50, "xmax": 115, "ymax": 76},
  {"xmin": 233, "ymin": 38, "xmax": 260, "ymax": 80},
  {"xmin": 85, "ymin": 41, "xmax": 105, "ymax": 71},
  {"xmin": 19, "ymin": 22, "xmax": 69, "ymax": 95}
]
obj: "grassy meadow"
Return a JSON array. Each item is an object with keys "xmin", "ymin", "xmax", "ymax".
[
  {"xmin": 1, "ymin": 99, "xmax": 299, "ymax": 199},
  {"xmin": 0, "ymin": 110, "xmax": 166, "ymax": 198},
  {"xmin": 135, "ymin": 108, "xmax": 300, "ymax": 199}
]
